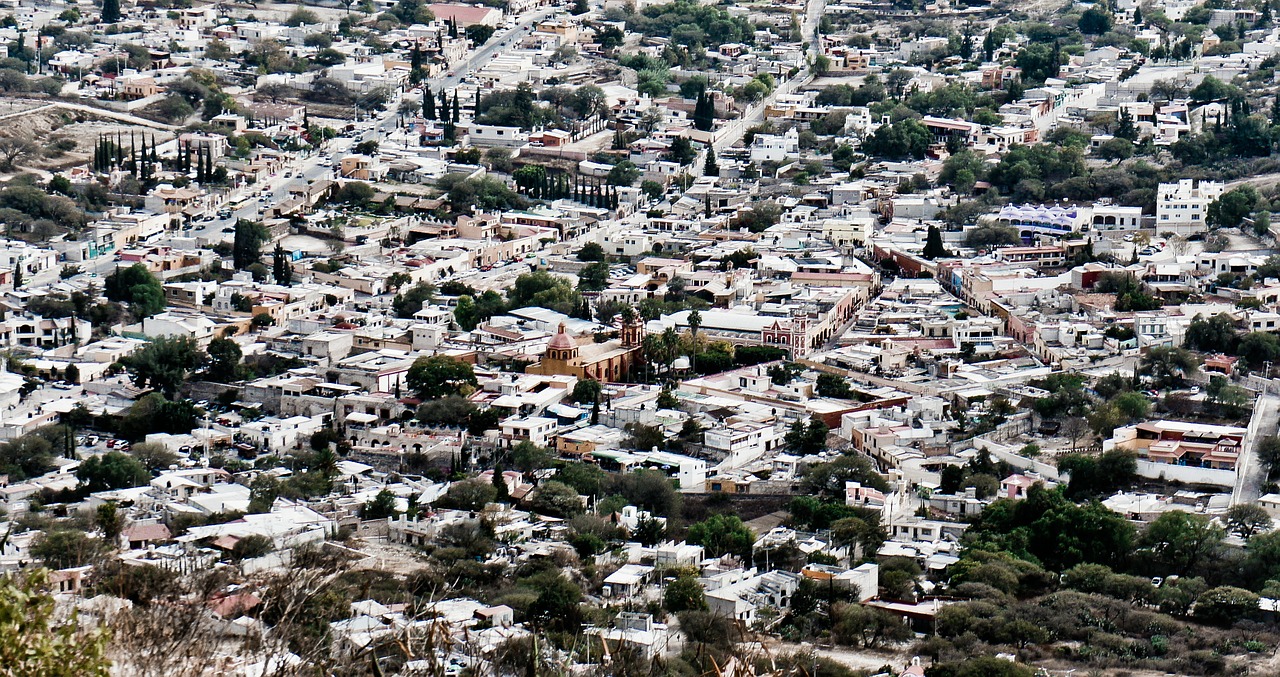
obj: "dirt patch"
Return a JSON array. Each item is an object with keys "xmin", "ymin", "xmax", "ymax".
[
  {"xmin": 681, "ymin": 493, "xmax": 795, "ymax": 524},
  {"xmin": 346, "ymin": 535, "xmax": 431, "ymax": 576},
  {"xmin": 0, "ymin": 105, "xmax": 178, "ymax": 172}
]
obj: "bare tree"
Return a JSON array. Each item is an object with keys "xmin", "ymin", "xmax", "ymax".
[
  {"xmin": 0, "ymin": 137, "xmax": 36, "ymax": 170},
  {"xmin": 1062, "ymin": 416, "xmax": 1092, "ymax": 453}
]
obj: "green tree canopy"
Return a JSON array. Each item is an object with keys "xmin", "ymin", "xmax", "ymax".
[
  {"xmin": 687, "ymin": 514, "xmax": 755, "ymax": 560},
  {"xmin": 0, "ymin": 570, "xmax": 110, "ymax": 676},
  {"xmin": 119, "ymin": 336, "xmax": 206, "ymax": 398},
  {"xmin": 663, "ymin": 575, "xmax": 707, "ymax": 613},
  {"xmin": 528, "ymin": 480, "xmax": 584, "ymax": 517},
  {"xmin": 77, "ymin": 450, "xmax": 150, "ymax": 493},
  {"xmin": 406, "ymin": 355, "xmax": 477, "ymax": 400}
]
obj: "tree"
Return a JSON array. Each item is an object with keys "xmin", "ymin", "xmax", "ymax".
[
  {"xmin": 577, "ymin": 242, "xmax": 606, "ymax": 262},
  {"xmin": 784, "ymin": 417, "xmax": 829, "ymax": 455},
  {"xmin": 272, "ymin": 244, "xmax": 293, "ymax": 286},
  {"xmin": 77, "ymin": 451, "xmax": 150, "ymax": 492},
  {"xmin": 679, "ymin": 610, "xmax": 734, "ymax": 660},
  {"xmin": 231, "ymin": 219, "xmax": 269, "ymax": 270},
  {"xmin": 703, "ymin": 147, "xmax": 718, "ymax": 176},
  {"xmin": 861, "ymin": 118, "xmax": 931, "ymax": 160},
  {"xmin": 664, "ymin": 575, "xmax": 707, "ymax": 613},
  {"xmin": 1195, "ymin": 586, "xmax": 1259, "ymax": 625},
  {"xmin": 247, "ymin": 474, "xmax": 280, "ymax": 514},
  {"xmin": 813, "ymin": 54, "xmax": 831, "ymax": 76},
  {"xmin": 666, "ymin": 136, "xmax": 696, "ymax": 165},
  {"xmin": 0, "ymin": 137, "xmax": 36, "ymax": 171},
  {"xmin": 435, "ymin": 478, "xmax": 496, "ymax": 510},
  {"xmin": 230, "ymin": 534, "xmax": 273, "ymax": 561},
  {"xmin": 205, "ymin": 337, "xmax": 242, "ymax": 383},
  {"xmin": 129, "ymin": 442, "xmax": 177, "ymax": 473},
  {"xmin": 1078, "ymin": 6, "xmax": 1113, "ymax": 34},
  {"xmin": 1184, "ymin": 313, "xmax": 1238, "ymax": 353},
  {"xmin": 1138, "ymin": 510, "xmax": 1223, "ymax": 575},
  {"xmin": 1207, "ymin": 185, "xmax": 1260, "ymax": 229},
  {"xmin": 964, "ymin": 224, "xmax": 1021, "ymax": 249},
  {"xmin": 922, "ymin": 225, "xmax": 949, "ymax": 259},
  {"xmin": 105, "ymin": 264, "xmax": 164, "ymax": 319},
  {"xmin": 406, "ymin": 354, "xmax": 476, "ymax": 400},
  {"xmin": 96, "ymin": 502, "xmax": 125, "ymax": 542},
  {"xmin": 0, "ymin": 570, "xmax": 110, "ymax": 675},
  {"xmin": 577, "ymin": 261, "xmax": 610, "ymax": 291},
  {"xmin": 120, "ymin": 336, "xmax": 206, "ymax": 398},
  {"xmin": 361, "ymin": 489, "xmax": 399, "ymax": 519},
  {"xmin": 830, "ymin": 603, "xmax": 912, "ymax": 647},
  {"xmin": 528, "ymin": 480, "xmax": 583, "ymax": 517},
  {"xmin": 1225, "ymin": 503, "xmax": 1272, "ymax": 538},
  {"xmin": 571, "ymin": 378, "xmax": 602, "ymax": 405},
  {"xmin": 937, "ymin": 657, "xmax": 1036, "ymax": 677},
  {"xmin": 605, "ymin": 160, "xmax": 639, "ymax": 186},
  {"xmin": 508, "ymin": 271, "xmax": 580, "ymax": 315},
  {"xmin": 392, "ymin": 281, "xmax": 436, "ymax": 318},
  {"xmin": 527, "ymin": 573, "xmax": 581, "ymax": 630},
  {"xmin": 511, "ymin": 441, "xmax": 553, "ymax": 474},
  {"xmin": 1141, "ymin": 346, "xmax": 1199, "ymax": 389},
  {"xmin": 1097, "ymin": 137, "xmax": 1134, "ymax": 162},
  {"xmin": 101, "ymin": 0, "xmax": 120, "ymax": 22},
  {"xmin": 966, "ymin": 484, "xmax": 1135, "ymax": 571},
  {"xmin": 1058, "ymin": 450, "xmax": 1136, "ymax": 498},
  {"xmin": 687, "ymin": 514, "xmax": 755, "ymax": 560},
  {"xmin": 1238, "ymin": 331, "xmax": 1280, "ymax": 370},
  {"xmin": 803, "ymin": 453, "xmax": 889, "ymax": 495}
]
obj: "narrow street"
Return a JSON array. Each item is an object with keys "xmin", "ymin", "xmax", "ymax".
[
  {"xmin": 1233, "ymin": 390, "xmax": 1279, "ymax": 506},
  {"xmin": 713, "ymin": 0, "xmax": 826, "ymax": 153}
]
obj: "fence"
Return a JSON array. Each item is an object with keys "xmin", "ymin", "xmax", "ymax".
[{"xmin": 1135, "ymin": 459, "xmax": 1236, "ymax": 488}]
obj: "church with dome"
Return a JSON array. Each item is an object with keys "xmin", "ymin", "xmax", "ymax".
[{"xmin": 525, "ymin": 316, "xmax": 645, "ymax": 382}]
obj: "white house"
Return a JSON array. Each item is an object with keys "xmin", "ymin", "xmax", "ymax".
[
  {"xmin": 1156, "ymin": 179, "xmax": 1223, "ymax": 236},
  {"xmin": 749, "ymin": 128, "xmax": 800, "ymax": 163}
]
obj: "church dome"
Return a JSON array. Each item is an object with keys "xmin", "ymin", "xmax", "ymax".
[{"xmin": 548, "ymin": 323, "xmax": 577, "ymax": 351}]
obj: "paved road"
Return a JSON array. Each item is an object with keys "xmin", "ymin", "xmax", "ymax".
[
  {"xmin": 1233, "ymin": 391, "xmax": 1279, "ymax": 506},
  {"xmin": 713, "ymin": 0, "xmax": 825, "ymax": 152},
  {"xmin": 363, "ymin": 8, "xmax": 556, "ymax": 144}
]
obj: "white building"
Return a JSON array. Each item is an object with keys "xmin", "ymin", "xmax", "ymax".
[
  {"xmin": 240, "ymin": 415, "xmax": 325, "ymax": 453},
  {"xmin": 499, "ymin": 416, "xmax": 558, "ymax": 449},
  {"xmin": 704, "ymin": 420, "xmax": 783, "ymax": 470},
  {"xmin": 1156, "ymin": 179, "xmax": 1223, "ymax": 236},
  {"xmin": 1087, "ymin": 204, "xmax": 1145, "ymax": 236},
  {"xmin": 0, "ymin": 241, "xmax": 58, "ymax": 281},
  {"xmin": 749, "ymin": 127, "xmax": 800, "ymax": 163}
]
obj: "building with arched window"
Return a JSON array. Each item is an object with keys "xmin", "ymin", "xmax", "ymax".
[{"xmin": 525, "ymin": 319, "xmax": 643, "ymax": 382}]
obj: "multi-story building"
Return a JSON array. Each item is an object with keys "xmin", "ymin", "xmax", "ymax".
[{"xmin": 1156, "ymin": 179, "xmax": 1223, "ymax": 236}]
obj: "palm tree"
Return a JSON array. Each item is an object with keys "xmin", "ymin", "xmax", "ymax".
[
  {"xmin": 661, "ymin": 327, "xmax": 681, "ymax": 374},
  {"xmin": 688, "ymin": 309, "xmax": 702, "ymax": 343}
]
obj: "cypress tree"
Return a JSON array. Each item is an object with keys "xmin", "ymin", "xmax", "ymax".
[
  {"xmin": 274, "ymin": 244, "xmax": 293, "ymax": 285},
  {"xmin": 438, "ymin": 88, "xmax": 448, "ymax": 120},
  {"xmin": 452, "ymin": 92, "xmax": 459, "ymax": 123},
  {"xmin": 102, "ymin": 0, "xmax": 120, "ymax": 23},
  {"xmin": 424, "ymin": 88, "xmax": 436, "ymax": 120}
]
